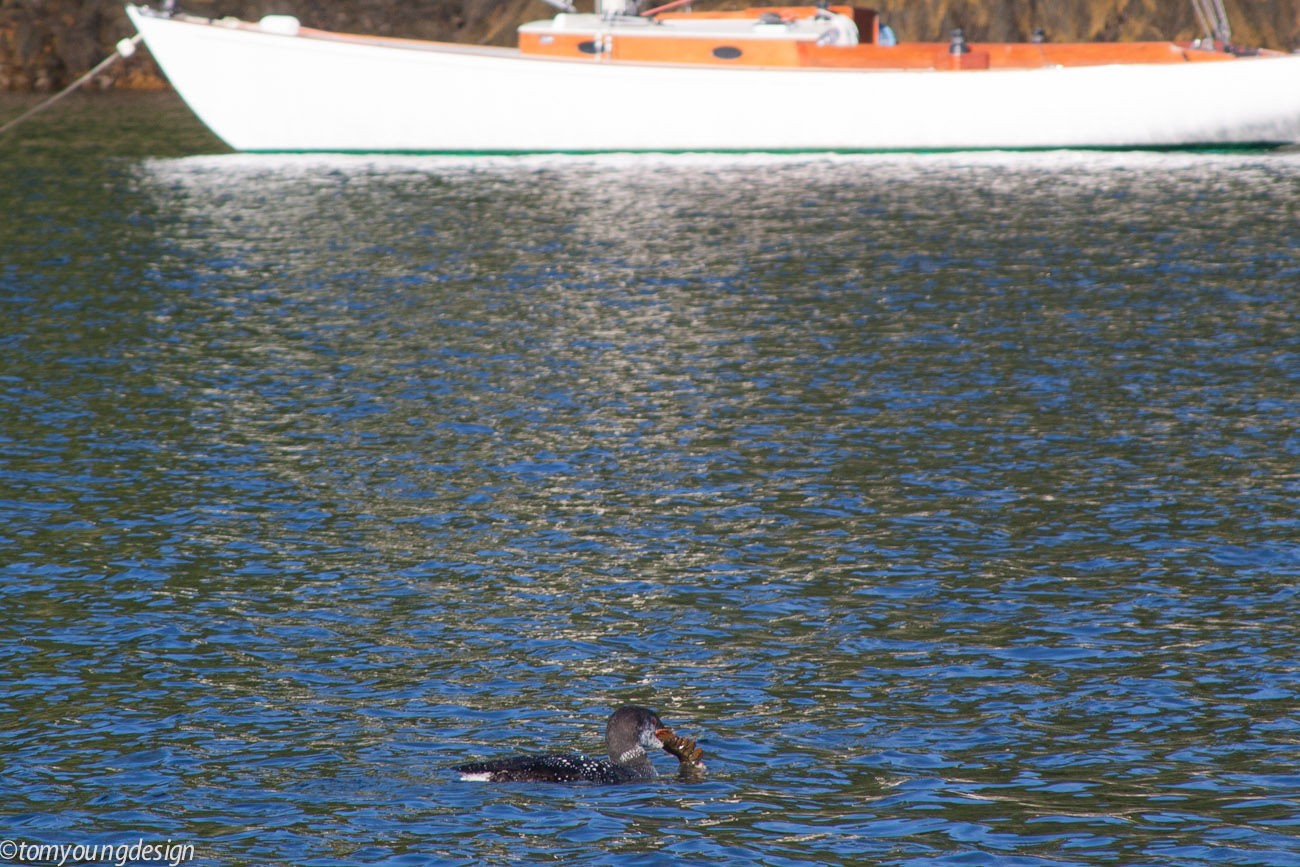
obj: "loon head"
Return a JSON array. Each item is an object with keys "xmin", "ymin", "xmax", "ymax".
[{"xmin": 605, "ymin": 705, "xmax": 664, "ymax": 766}]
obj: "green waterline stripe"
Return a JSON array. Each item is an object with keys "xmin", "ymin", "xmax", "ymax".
[{"xmin": 236, "ymin": 143, "xmax": 1293, "ymax": 156}]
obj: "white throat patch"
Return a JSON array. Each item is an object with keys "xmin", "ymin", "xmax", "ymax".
[{"xmin": 617, "ymin": 745, "xmax": 646, "ymax": 764}]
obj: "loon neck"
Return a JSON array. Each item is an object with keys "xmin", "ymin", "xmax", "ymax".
[
  {"xmin": 612, "ymin": 747, "xmax": 656, "ymax": 778},
  {"xmin": 614, "ymin": 744, "xmax": 648, "ymax": 765}
]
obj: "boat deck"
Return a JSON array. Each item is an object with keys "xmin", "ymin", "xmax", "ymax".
[{"xmin": 185, "ymin": 5, "xmax": 1263, "ymax": 72}]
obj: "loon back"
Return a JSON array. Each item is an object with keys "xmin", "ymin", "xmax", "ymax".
[{"xmin": 454, "ymin": 752, "xmax": 654, "ymax": 784}]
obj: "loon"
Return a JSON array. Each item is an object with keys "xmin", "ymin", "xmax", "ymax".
[{"xmin": 454, "ymin": 706, "xmax": 673, "ymax": 784}]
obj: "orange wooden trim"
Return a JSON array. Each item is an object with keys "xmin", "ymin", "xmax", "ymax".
[
  {"xmin": 1177, "ymin": 49, "xmax": 1242, "ymax": 62},
  {"xmin": 520, "ymin": 21, "xmax": 1238, "ymax": 70},
  {"xmin": 613, "ymin": 35, "xmax": 800, "ymax": 64},
  {"xmin": 939, "ymin": 49, "xmax": 990, "ymax": 69},
  {"xmin": 1039, "ymin": 42, "xmax": 1189, "ymax": 65},
  {"xmin": 521, "ymin": 30, "xmax": 803, "ymax": 64},
  {"xmin": 795, "ymin": 40, "xmax": 1220, "ymax": 70},
  {"xmin": 796, "ymin": 43, "xmax": 942, "ymax": 68},
  {"xmin": 520, "ymin": 31, "xmax": 606, "ymax": 57}
]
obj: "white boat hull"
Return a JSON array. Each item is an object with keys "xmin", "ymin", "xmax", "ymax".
[{"xmin": 127, "ymin": 5, "xmax": 1300, "ymax": 153}]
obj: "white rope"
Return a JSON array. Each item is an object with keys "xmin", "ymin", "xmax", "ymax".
[{"xmin": 0, "ymin": 33, "xmax": 143, "ymax": 139}]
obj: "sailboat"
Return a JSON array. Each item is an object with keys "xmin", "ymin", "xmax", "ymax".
[{"xmin": 125, "ymin": 0, "xmax": 1300, "ymax": 152}]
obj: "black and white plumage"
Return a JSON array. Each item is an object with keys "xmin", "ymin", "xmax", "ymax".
[{"xmin": 454, "ymin": 706, "xmax": 667, "ymax": 784}]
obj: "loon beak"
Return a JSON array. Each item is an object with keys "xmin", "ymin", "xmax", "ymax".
[{"xmin": 654, "ymin": 727, "xmax": 675, "ymax": 743}]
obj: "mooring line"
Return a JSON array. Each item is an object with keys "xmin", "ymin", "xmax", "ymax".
[{"xmin": 0, "ymin": 34, "xmax": 143, "ymax": 139}]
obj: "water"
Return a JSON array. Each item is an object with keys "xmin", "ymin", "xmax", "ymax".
[{"xmin": 3, "ymin": 94, "xmax": 1300, "ymax": 866}]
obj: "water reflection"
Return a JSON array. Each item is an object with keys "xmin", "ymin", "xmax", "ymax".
[{"xmin": 4, "ymin": 148, "xmax": 1300, "ymax": 865}]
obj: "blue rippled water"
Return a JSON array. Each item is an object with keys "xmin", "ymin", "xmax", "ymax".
[{"xmin": 3, "ymin": 107, "xmax": 1300, "ymax": 865}]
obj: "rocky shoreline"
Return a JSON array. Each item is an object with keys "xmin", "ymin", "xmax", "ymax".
[{"xmin": 1, "ymin": 0, "xmax": 1296, "ymax": 92}]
